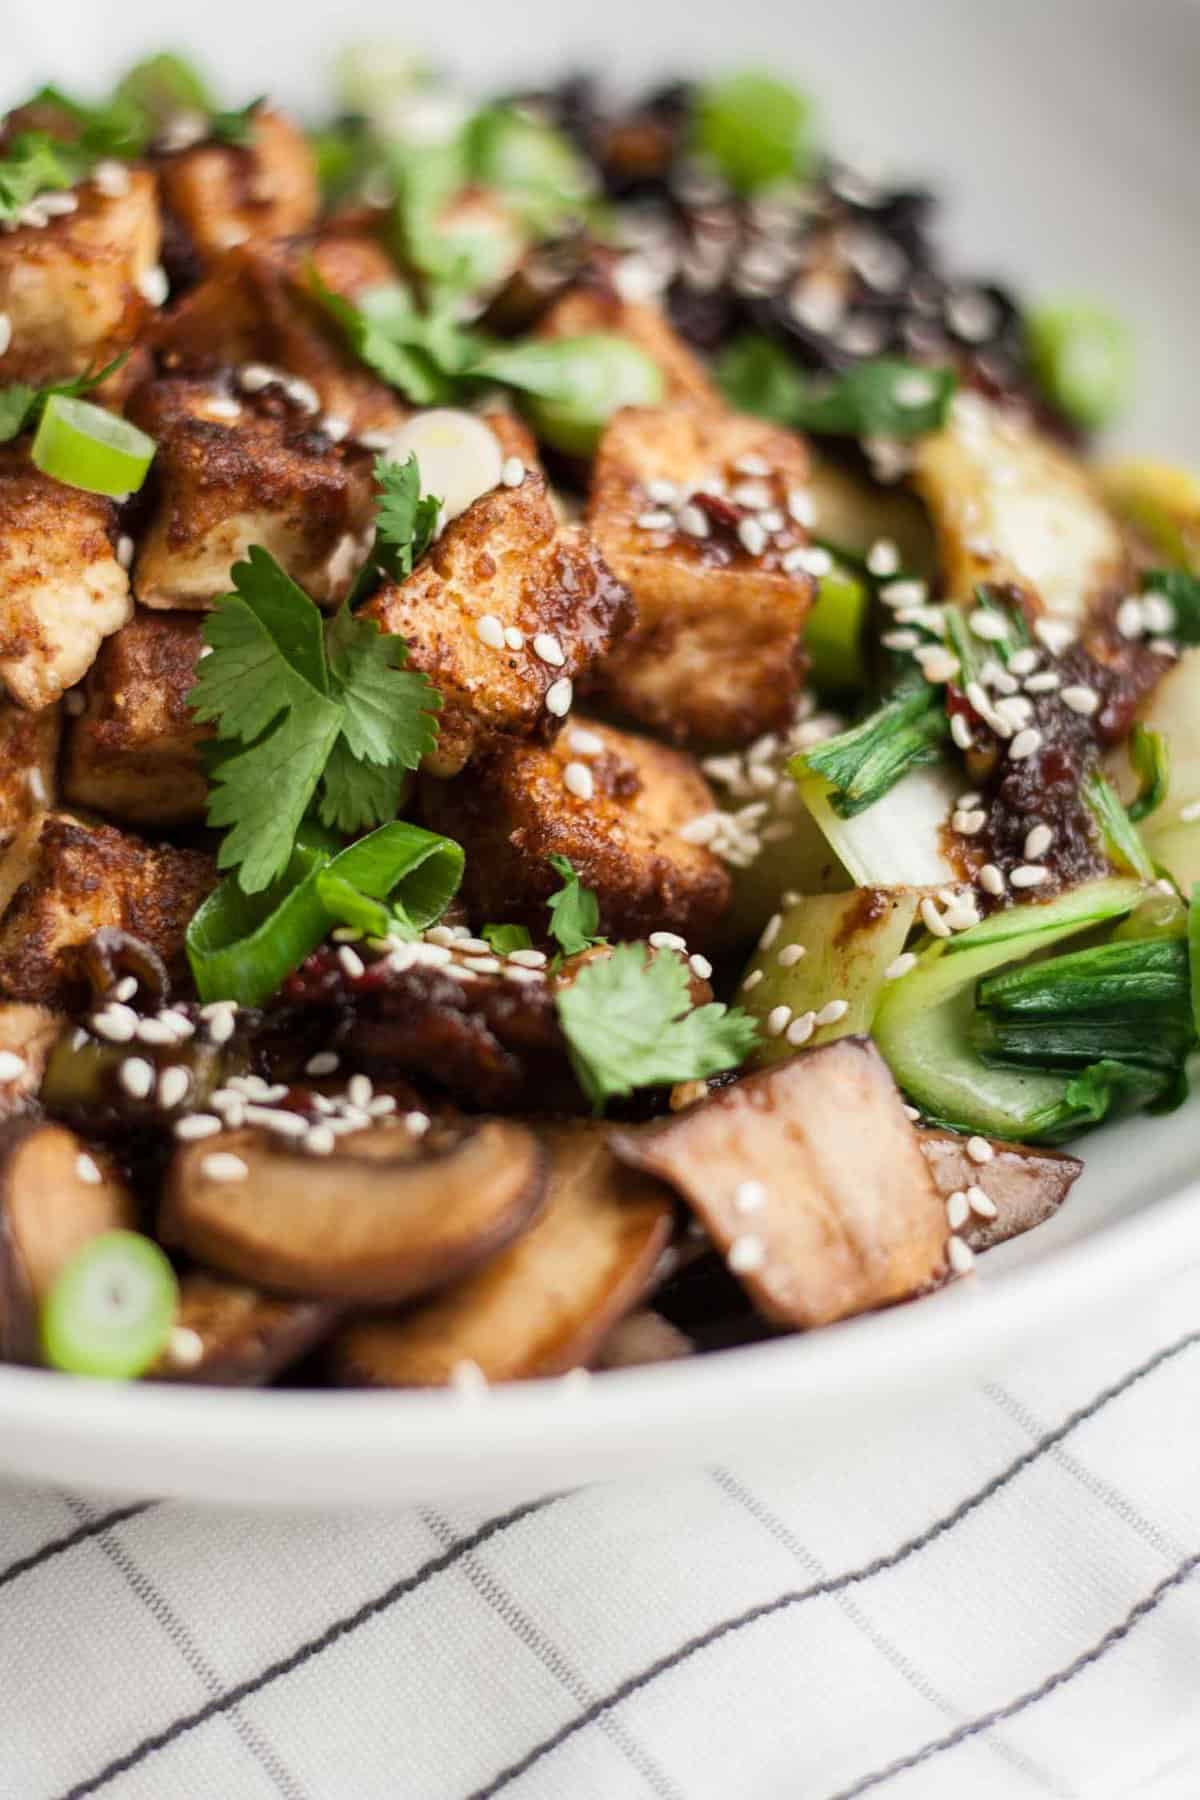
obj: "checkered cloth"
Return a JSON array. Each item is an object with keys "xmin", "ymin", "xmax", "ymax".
[{"xmin": 2, "ymin": 1259, "xmax": 1198, "ymax": 1800}]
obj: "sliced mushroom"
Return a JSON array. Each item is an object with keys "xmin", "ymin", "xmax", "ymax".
[
  {"xmin": 917, "ymin": 1127, "xmax": 1083, "ymax": 1253},
  {"xmin": 594, "ymin": 1310, "xmax": 695, "ymax": 1370},
  {"xmin": 610, "ymin": 1038, "xmax": 947, "ymax": 1329},
  {"xmin": 161, "ymin": 1119, "xmax": 547, "ymax": 1306},
  {"xmin": 0, "ymin": 1120, "xmax": 136, "ymax": 1362},
  {"xmin": 150, "ymin": 1272, "xmax": 335, "ymax": 1386},
  {"xmin": 0, "ymin": 1003, "xmax": 60, "ymax": 1117},
  {"xmin": 329, "ymin": 1122, "xmax": 673, "ymax": 1386}
]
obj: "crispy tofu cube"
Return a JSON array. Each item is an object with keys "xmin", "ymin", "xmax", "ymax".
[
  {"xmin": 0, "ymin": 812, "xmax": 215, "ymax": 1006},
  {"xmin": 0, "ymin": 449, "xmax": 132, "ymax": 711},
  {"xmin": 588, "ymin": 406, "xmax": 816, "ymax": 745},
  {"xmin": 126, "ymin": 375, "xmax": 377, "ymax": 609},
  {"xmin": 157, "ymin": 108, "xmax": 319, "ymax": 270},
  {"xmin": 63, "ymin": 609, "xmax": 209, "ymax": 825},
  {"xmin": 0, "ymin": 1004, "xmax": 60, "ymax": 1116},
  {"xmin": 0, "ymin": 167, "xmax": 160, "ymax": 386},
  {"xmin": 0, "ymin": 701, "xmax": 60, "ymax": 848},
  {"xmin": 914, "ymin": 392, "xmax": 1128, "ymax": 622},
  {"xmin": 538, "ymin": 284, "xmax": 720, "ymax": 410},
  {"xmin": 361, "ymin": 472, "xmax": 632, "ymax": 776},
  {"xmin": 421, "ymin": 716, "xmax": 731, "ymax": 948},
  {"xmin": 155, "ymin": 233, "xmax": 406, "ymax": 436}
]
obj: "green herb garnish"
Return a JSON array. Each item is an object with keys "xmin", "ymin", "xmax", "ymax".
[
  {"xmin": 693, "ymin": 73, "xmax": 817, "ymax": 192},
  {"xmin": 0, "ymin": 352, "xmax": 131, "ymax": 447},
  {"xmin": 482, "ymin": 923, "xmax": 533, "ymax": 955},
  {"xmin": 790, "ymin": 686, "xmax": 949, "ymax": 819},
  {"xmin": 718, "ymin": 339, "xmax": 957, "ymax": 441},
  {"xmin": 1128, "ymin": 724, "xmax": 1170, "ymax": 824},
  {"xmin": 545, "ymin": 854, "xmax": 602, "ymax": 957},
  {"xmin": 0, "ymin": 132, "xmax": 89, "ymax": 224}
]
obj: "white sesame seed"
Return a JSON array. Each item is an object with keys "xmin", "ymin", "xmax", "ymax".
[
  {"xmin": 943, "ymin": 899, "xmax": 981, "ymax": 933},
  {"xmin": 111, "ymin": 976, "xmax": 138, "ymax": 1004},
  {"xmin": 637, "ymin": 508, "xmax": 675, "ymax": 531},
  {"xmin": 450, "ymin": 1358, "xmax": 490, "ymax": 1398},
  {"xmin": 244, "ymin": 1105, "xmax": 309, "ymax": 1139},
  {"xmin": 92, "ymin": 159, "xmax": 131, "ymax": 198},
  {"xmin": 950, "ymin": 714, "xmax": 975, "ymax": 752},
  {"xmin": 1060, "ymin": 684, "xmax": 1099, "ymax": 717},
  {"xmin": 968, "ymin": 609, "xmax": 1010, "ymax": 642},
  {"xmin": 119, "ymin": 1058, "xmax": 155, "ymax": 1100},
  {"xmin": 948, "ymin": 1235, "xmax": 976, "ymax": 1276},
  {"xmin": 880, "ymin": 579, "xmax": 927, "ymax": 608},
  {"xmin": 504, "ymin": 965, "xmax": 543, "ymax": 986},
  {"xmin": 737, "ymin": 517, "xmax": 768, "ymax": 557},
  {"xmin": 730, "ymin": 479, "xmax": 772, "ymax": 510},
  {"xmin": 1151, "ymin": 637, "xmax": 1179, "ymax": 658},
  {"xmin": 728, "ymin": 1234, "xmax": 767, "ymax": 1273},
  {"xmin": 759, "ymin": 913, "xmax": 782, "ymax": 951},
  {"xmin": 201, "ymin": 1152, "xmax": 249, "ymax": 1184},
  {"xmin": 741, "ymin": 969, "xmax": 764, "ymax": 991},
  {"xmin": 1008, "ymin": 648, "xmax": 1039, "ymax": 677},
  {"xmin": 866, "ymin": 538, "xmax": 900, "ymax": 577},
  {"xmin": 893, "ymin": 370, "xmax": 938, "ymax": 407},
  {"xmin": 649, "ymin": 931, "xmax": 688, "ymax": 952},
  {"xmin": 321, "ymin": 414, "xmax": 350, "ymax": 442},
  {"xmin": 815, "ymin": 998, "xmax": 849, "ymax": 1027},
  {"xmin": 137, "ymin": 265, "xmax": 169, "ymax": 307},
  {"xmin": 919, "ymin": 648, "xmax": 960, "ymax": 685},
  {"xmin": 765, "ymin": 1004, "xmax": 792, "ymax": 1037},
  {"xmin": 1116, "ymin": 597, "xmax": 1146, "ymax": 639},
  {"xmin": 509, "ymin": 948, "xmax": 548, "ymax": 968},
  {"xmin": 1008, "ymin": 727, "xmax": 1043, "ymax": 761},
  {"xmin": 759, "ymin": 508, "xmax": 786, "ymax": 534},
  {"xmin": 733, "ymin": 454, "xmax": 771, "ymax": 478},
  {"xmin": 503, "ymin": 626, "xmax": 525, "ymax": 651},
  {"xmin": 476, "ymin": 613, "xmax": 505, "ymax": 649},
  {"xmin": 174, "ymin": 1114, "xmax": 223, "ymax": 1141},
  {"xmin": 338, "ymin": 945, "xmax": 366, "ymax": 979},
  {"xmin": 136, "ymin": 1018, "xmax": 177, "ymax": 1046},
  {"xmin": 238, "ymin": 363, "xmax": 279, "ymax": 393},
  {"xmin": 677, "ymin": 502, "xmax": 710, "ymax": 538},
  {"xmin": 206, "ymin": 396, "xmax": 242, "ymax": 422},
  {"xmin": 533, "ymin": 632, "xmax": 565, "ymax": 667},
  {"xmin": 304, "ymin": 1125, "xmax": 336, "ymax": 1155},
  {"xmin": 1180, "ymin": 800, "xmax": 1200, "ymax": 824},
  {"xmin": 777, "ymin": 943, "xmax": 806, "ymax": 969},
  {"xmin": 1010, "ymin": 863, "xmax": 1049, "ymax": 889},
  {"xmin": 346, "ymin": 1073, "xmax": 373, "ymax": 1109},
  {"xmin": 1024, "ymin": 823, "xmax": 1054, "ymax": 860},
  {"xmin": 688, "ymin": 953, "xmax": 713, "ymax": 980},
  {"xmin": 0, "ymin": 314, "xmax": 12, "ymax": 358},
  {"xmin": 1141, "ymin": 592, "xmax": 1176, "ymax": 636},
  {"xmin": 1024, "ymin": 670, "xmax": 1060, "ymax": 694},
  {"xmin": 646, "ymin": 479, "xmax": 679, "ymax": 506},
  {"xmin": 968, "ymin": 1184, "xmax": 998, "ymax": 1219},
  {"xmin": 283, "ymin": 377, "xmax": 320, "ymax": 414},
  {"xmin": 946, "ymin": 1189, "xmax": 970, "ymax": 1230},
  {"xmin": 564, "ymin": 761, "xmax": 594, "ymax": 801},
  {"xmin": 781, "ymin": 1011, "xmax": 813, "ymax": 1048},
  {"xmin": 206, "ymin": 1008, "xmax": 236, "ymax": 1046},
  {"xmin": 793, "ymin": 545, "xmax": 833, "ymax": 578},
  {"xmin": 463, "ymin": 956, "xmax": 502, "ymax": 975},
  {"xmin": 787, "ymin": 489, "xmax": 817, "ymax": 528},
  {"xmin": 953, "ymin": 809, "xmax": 987, "ymax": 836},
  {"xmin": 405, "ymin": 1111, "xmax": 431, "ymax": 1137},
  {"xmin": 91, "ymin": 1004, "xmax": 138, "ymax": 1044},
  {"xmin": 920, "ymin": 897, "xmax": 952, "ymax": 939},
  {"xmin": 734, "ymin": 1178, "xmax": 767, "ymax": 1213},
  {"xmin": 545, "ymin": 677, "xmax": 573, "ymax": 717},
  {"xmin": 966, "ymin": 1135, "xmax": 995, "ymax": 1164},
  {"xmin": 165, "ymin": 1325, "xmax": 205, "ymax": 1371},
  {"xmin": 884, "ymin": 952, "xmax": 917, "ymax": 981},
  {"xmin": 501, "ymin": 456, "xmax": 525, "ymax": 488},
  {"xmin": 1034, "ymin": 618, "xmax": 1077, "ymax": 656},
  {"xmin": 158, "ymin": 1067, "xmax": 191, "ymax": 1110},
  {"xmin": 882, "ymin": 629, "xmax": 920, "ymax": 652},
  {"xmin": 565, "ymin": 728, "xmax": 603, "ymax": 758}
]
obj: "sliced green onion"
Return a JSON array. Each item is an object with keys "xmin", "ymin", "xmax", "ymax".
[
  {"xmin": 41, "ymin": 1231, "xmax": 178, "ymax": 1379},
  {"xmin": 186, "ymin": 822, "xmax": 464, "ymax": 1005},
  {"xmin": 31, "ymin": 396, "xmax": 156, "ymax": 498},
  {"xmin": 1082, "ymin": 769, "xmax": 1156, "ymax": 881},
  {"xmin": 805, "ymin": 561, "xmax": 869, "ymax": 693},
  {"xmin": 1027, "ymin": 299, "xmax": 1133, "ymax": 432}
]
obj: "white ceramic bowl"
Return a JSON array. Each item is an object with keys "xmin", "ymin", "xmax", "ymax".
[{"xmin": 2, "ymin": 0, "xmax": 1197, "ymax": 1506}]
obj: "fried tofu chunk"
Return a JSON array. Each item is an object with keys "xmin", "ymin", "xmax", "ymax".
[
  {"xmin": 421, "ymin": 716, "xmax": 731, "ymax": 948},
  {"xmin": 0, "ymin": 702, "xmax": 60, "ymax": 848},
  {"xmin": 361, "ymin": 471, "xmax": 632, "ymax": 776},
  {"xmin": 914, "ymin": 392, "xmax": 1129, "ymax": 622},
  {"xmin": 0, "ymin": 1004, "xmax": 60, "ymax": 1116},
  {"xmin": 0, "ymin": 449, "xmax": 132, "ymax": 711},
  {"xmin": 588, "ymin": 406, "xmax": 816, "ymax": 745},
  {"xmin": 0, "ymin": 167, "xmax": 160, "ymax": 386},
  {"xmin": 127, "ymin": 375, "xmax": 376, "ymax": 609},
  {"xmin": 156, "ymin": 107, "xmax": 319, "ymax": 270},
  {"xmin": 155, "ymin": 233, "xmax": 406, "ymax": 436},
  {"xmin": 538, "ymin": 283, "xmax": 721, "ymax": 409},
  {"xmin": 63, "ymin": 609, "xmax": 209, "ymax": 825},
  {"xmin": 0, "ymin": 812, "xmax": 215, "ymax": 1006}
]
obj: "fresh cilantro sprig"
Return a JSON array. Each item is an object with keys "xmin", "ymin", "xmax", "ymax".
[
  {"xmin": 0, "ymin": 132, "xmax": 89, "ymax": 224},
  {"xmin": 483, "ymin": 923, "xmax": 533, "ymax": 955},
  {"xmin": 309, "ymin": 270, "xmax": 477, "ymax": 407},
  {"xmin": 556, "ymin": 944, "xmax": 759, "ymax": 1110},
  {"xmin": 346, "ymin": 455, "xmax": 442, "ymax": 606},
  {"xmin": 545, "ymin": 854, "xmax": 602, "ymax": 956},
  {"xmin": 190, "ymin": 546, "xmax": 441, "ymax": 892},
  {"xmin": 0, "ymin": 352, "xmax": 131, "ymax": 445}
]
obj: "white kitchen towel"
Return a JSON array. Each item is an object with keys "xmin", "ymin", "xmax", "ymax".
[{"xmin": 1, "ymin": 1260, "xmax": 1198, "ymax": 1800}]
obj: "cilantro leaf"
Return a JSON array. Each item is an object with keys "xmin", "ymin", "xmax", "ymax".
[
  {"xmin": 372, "ymin": 454, "xmax": 441, "ymax": 583},
  {"xmin": 545, "ymin": 854, "xmax": 601, "ymax": 956},
  {"xmin": 309, "ymin": 271, "xmax": 471, "ymax": 406},
  {"xmin": 209, "ymin": 98, "xmax": 264, "ymax": 148},
  {"xmin": 326, "ymin": 601, "xmax": 441, "ymax": 769},
  {"xmin": 0, "ymin": 132, "xmax": 89, "ymax": 225},
  {"xmin": 716, "ymin": 337, "xmax": 956, "ymax": 441},
  {"xmin": 483, "ymin": 923, "xmax": 533, "ymax": 955},
  {"xmin": 316, "ymin": 742, "xmax": 413, "ymax": 834},
  {"xmin": 556, "ymin": 944, "xmax": 759, "ymax": 1110},
  {"xmin": 206, "ymin": 702, "xmax": 342, "ymax": 893}
]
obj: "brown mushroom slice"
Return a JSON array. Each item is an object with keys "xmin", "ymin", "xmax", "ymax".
[
  {"xmin": 594, "ymin": 1310, "xmax": 695, "ymax": 1370},
  {"xmin": 151, "ymin": 1273, "xmax": 335, "ymax": 1386},
  {"xmin": 610, "ymin": 1038, "xmax": 947, "ymax": 1329},
  {"xmin": 161, "ymin": 1119, "xmax": 546, "ymax": 1305},
  {"xmin": 917, "ymin": 1127, "xmax": 1083, "ymax": 1254},
  {"xmin": 329, "ymin": 1123, "xmax": 673, "ymax": 1386},
  {"xmin": 0, "ymin": 1121, "xmax": 136, "ymax": 1362}
]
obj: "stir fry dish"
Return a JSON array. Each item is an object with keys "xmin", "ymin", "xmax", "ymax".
[{"xmin": 0, "ymin": 50, "xmax": 1195, "ymax": 1391}]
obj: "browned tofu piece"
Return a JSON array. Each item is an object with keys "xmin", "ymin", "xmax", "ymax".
[
  {"xmin": 155, "ymin": 232, "xmax": 406, "ymax": 436},
  {"xmin": 126, "ymin": 375, "xmax": 376, "ymax": 609},
  {"xmin": 917, "ymin": 1126, "xmax": 1083, "ymax": 1254},
  {"xmin": 422, "ymin": 716, "xmax": 731, "ymax": 948},
  {"xmin": 0, "ymin": 449, "xmax": 132, "ymax": 711},
  {"xmin": 360, "ymin": 472, "xmax": 632, "ymax": 776},
  {"xmin": 0, "ymin": 1004, "xmax": 60, "ymax": 1117},
  {"xmin": 0, "ymin": 811, "xmax": 215, "ymax": 1006},
  {"xmin": 0, "ymin": 167, "xmax": 160, "ymax": 386},
  {"xmin": 156, "ymin": 107, "xmax": 319, "ymax": 269},
  {"xmin": 62, "ymin": 609, "xmax": 209, "ymax": 825},
  {"xmin": 0, "ymin": 702, "xmax": 59, "ymax": 847},
  {"xmin": 588, "ymin": 406, "xmax": 816, "ymax": 744},
  {"xmin": 538, "ymin": 283, "xmax": 720, "ymax": 409},
  {"xmin": 610, "ymin": 1039, "xmax": 948, "ymax": 1328}
]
